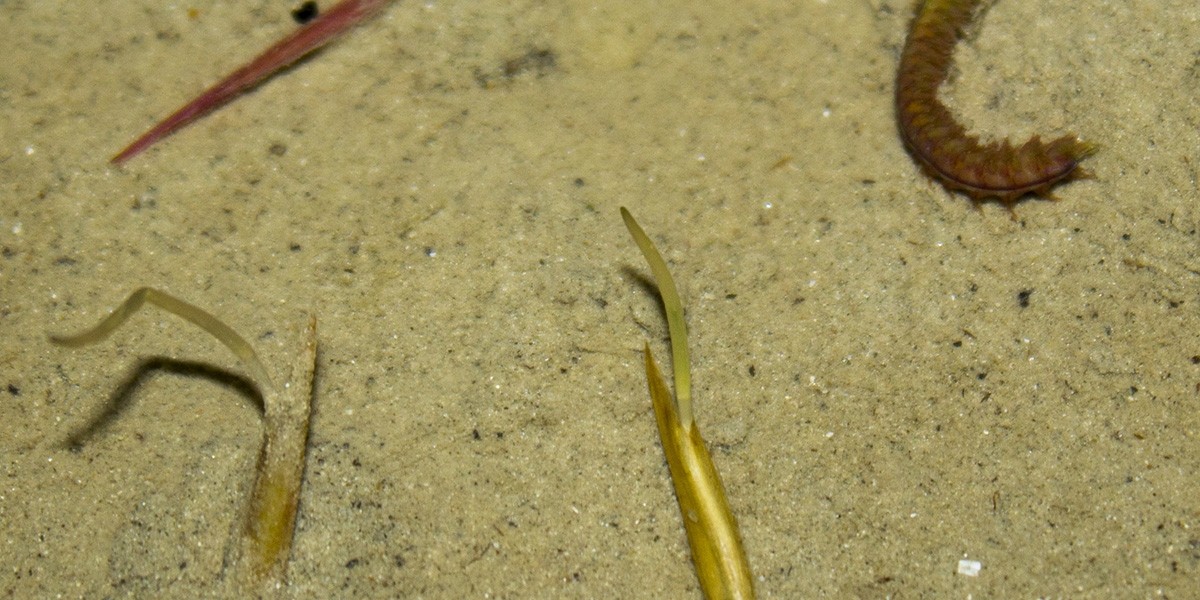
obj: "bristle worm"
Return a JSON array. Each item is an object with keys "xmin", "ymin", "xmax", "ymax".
[{"xmin": 895, "ymin": 0, "xmax": 1095, "ymax": 204}]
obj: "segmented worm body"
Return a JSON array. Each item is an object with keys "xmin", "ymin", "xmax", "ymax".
[{"xmin": 895, "ymin": 0, "xmax": 1094, "ymax": 203}]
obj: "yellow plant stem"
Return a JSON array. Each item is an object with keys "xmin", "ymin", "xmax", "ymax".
[
  {"xmin": 622, "ymin": 208, "xmax": 755, "ymax": 599},
  {"xmin": 233, "ymin": 313, "xmax": 317, "ymax": 591},
  {"xmin": 51, "ymin": 287, "xmax": 316, "ymax": 592}
]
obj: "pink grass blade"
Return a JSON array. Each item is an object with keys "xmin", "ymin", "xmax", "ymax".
[{"xmin": 112, "ymin": 0, "xmax": 391, "ymax": 164}]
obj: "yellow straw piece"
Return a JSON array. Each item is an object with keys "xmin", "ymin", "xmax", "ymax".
[
  {"xmin": 231, "ymin": 313, "xmax": 317, "ymax": 590},
  {"xmin": 50, "ymin": 287, "xmax": 316, "ymax": 592},
  {"xmin": 621, "ymin": 208, "xmax": 755, "ymax": 599}
]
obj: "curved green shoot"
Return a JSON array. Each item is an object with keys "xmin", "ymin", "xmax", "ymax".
[
  {"xmin": 621, "ymin": 208, "xmax": 755, "ymax": 599},
  {"xmin": 51, "ymin": 288, "xmax": 316, "ymax": 592},
  {"xmin": 51, "ymin": 287, "xmax": 275, "ymax": 392},
  {"xmin": 620, "ymin": 206, "xmax": 693, "ymax": 429}
]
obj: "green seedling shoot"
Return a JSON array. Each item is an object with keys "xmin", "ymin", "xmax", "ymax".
[
  {"xmin": 621, "ymin": 208, "xmax": 755, "ymax": 599},
  {"xmin": 51, "ymin": 287, "xmax": 317, "ymax": 592}
]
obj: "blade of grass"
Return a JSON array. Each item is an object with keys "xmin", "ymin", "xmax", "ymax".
[
  {"xmin": 51, "ymin": 288, "xmax": 316, "ymax": 591},
  {"xmin": 622, "ymin": 208, "xmax": 755, "ymax": 599},
  {"xmin": 620, "ymin": 206, "xmax": 693, "ymax": 428},
  {"xmin": 51, "ymin": 287, "xmax": 274, "ymax": 390}
]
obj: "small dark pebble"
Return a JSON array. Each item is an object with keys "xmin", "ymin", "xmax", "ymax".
[
  {"xmin": 1017, "ymin": 289, "xmax": 1033, "ymax": 308},
  {"xmin": 292, "ymin": 1, "xmax": 319, "ymax": 24}
]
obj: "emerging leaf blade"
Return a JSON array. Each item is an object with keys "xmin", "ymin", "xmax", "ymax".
[{"xmin": 625, "ymin": 208, "xmax": 755, "ymax": 599}]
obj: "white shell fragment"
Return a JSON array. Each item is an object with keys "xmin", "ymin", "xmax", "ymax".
[{"xmin": 956, "ymin": 559, "xmax": 982, "ymax": 577}]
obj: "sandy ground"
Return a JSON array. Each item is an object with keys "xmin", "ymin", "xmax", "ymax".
[{"xmin": 2, "ymin": 0, "xmax": 1199, "ymax": 597}]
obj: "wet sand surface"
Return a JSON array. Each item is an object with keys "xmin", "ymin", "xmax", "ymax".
[{"xmin": 2, "ymin": 0, "xmax": 1198, "ymax": 597}]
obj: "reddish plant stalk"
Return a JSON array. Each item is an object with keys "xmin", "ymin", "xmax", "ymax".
[{"xmin": 113, "ymin": 0, "xmax": 391, "ymax": 164}]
